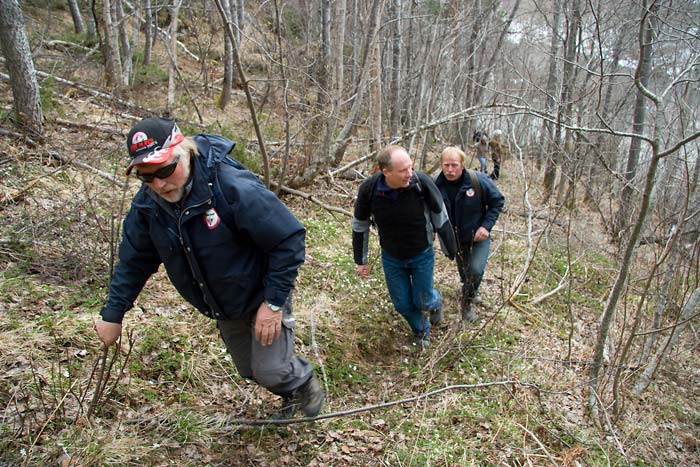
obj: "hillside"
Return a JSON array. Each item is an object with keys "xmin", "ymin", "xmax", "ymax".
[{"xmin": 1, "ymin": 3, "xmax": 699, "ymax": 467}]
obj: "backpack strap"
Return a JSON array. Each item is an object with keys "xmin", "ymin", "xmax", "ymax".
[
  {"xmin": 207, "ymin": 156, "xmax": 249, "ymax": 233},
  {"xmin": 466, "ymin": 169, "xmax": 486, "ymax": 209}
]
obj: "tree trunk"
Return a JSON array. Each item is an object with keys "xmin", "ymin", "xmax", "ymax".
[
  {"xmin": 67, "ymin": 0, "xmax": 86, "ymax": 34},
  {"xmin": 472, "ymin": 0, "xmax": 521, "ymax": 106},
  {"xmin": 95, "ymin": 0, "xmax": 123, "ymax": 89},
  {"xmin": 388, "ymin": 0, "xmax": 402, "ymax": 137},
  {"xmin": 0, "ymin": 0, "xmax": 43, "ymax": 136},
  {"xmin": 614, "ymin": 5, "xmax": 657, "ymax": 239},
  {"xmin": 317, "ymin": 0, "xmax": 331, "ymax": 117},
  {"xmin": 166, "ymin": 0, "xmax": 182, "ymax": 112},
  {"xmin": 218, "ymin": 0, "xmax": 233, "ymax": 109},
  {"xmin": 143, "ymin": 0, "xmax": 154, "ymax": 66},
  {"xmin": 286, "ymin": 0, "xmax": 383, "ymax": 188},
  {"xmin": 115, "ymin": 0, "xmax": 133, "ymax": 86},
  {"xmin": 541, "ymin": 0, "xmax": 561, "ymax": 185},
  {"xmin": 639, "ymin": 246, "xmax": 679, "ymax": 365},
  {"xmin": 589, "ymin": 2, "xmax": 661, "ymax": 413},
  {"xmin": 634, "ymin": 288, "xmax": 700, "ymax": 395},
  {"xmin": 369, "ymin": 37, "xmax": 382, "ymax": 153},
  {"xmin": 334, "ymin": 0, "xmax": 346, "ymax": 98}
]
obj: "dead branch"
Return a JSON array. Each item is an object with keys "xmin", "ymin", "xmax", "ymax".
[
  {"xmin": 216, "ymin": 380, "xmax": 527, "ymax": 427},
  {"xmin": 531, "ymin": 263, "xmax": 570, "ymax": 304},
  {"xmin": 272, "ymin": 182, "xmax": 352, "ymax": 217},
  {"xmin": 51, "ymin": 117, "xmax": 124, "ymax": 136},
  {"xmin": 0, "ymin": 125, "xmax": 38, "ymax": 147},
  {"xmin": 0, "ymin": 157, "xmax": 70, "ymax": 206},
  {"xmin": 24, "ymin": 69, "xmax": 153, "ymax": 116},
  {"xmin": 50, "ymin": 151, "xmax": 124, "ymax": 187},
  {"xmin": 515, "ymin": 422, "xmax": 560, "ymax": 467}
]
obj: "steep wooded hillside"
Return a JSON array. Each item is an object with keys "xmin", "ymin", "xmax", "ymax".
[{"xmin": 1, "ymin": 3, "xmax": 698, "ymax": 467}]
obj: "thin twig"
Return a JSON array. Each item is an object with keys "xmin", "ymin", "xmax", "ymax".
[{"xmin": 515, "ymin": 422, "xmax": 560, "ymax": 467}]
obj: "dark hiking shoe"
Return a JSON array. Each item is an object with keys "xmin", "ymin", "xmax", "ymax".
[
  {"xmin": 273, "ymin": 395, "xmax": 300, "ymax": 419},
  {"xmin": 412, "ymin": 332, "xmax": 430, "ymax": 349},
  {"xmin": 429, "ymin": 289, "xmax": 443, "ymax": 325},
  {"xmin": 462, "ymin": 301, "xmax": 476, "ymax": 323},
  {"xmin": 429, "ymin": 306, "xmax": 443, "ymax": 326},
  {"xmin": 298, "ymin": 375, "xmax": 325, "ymax": 417}
]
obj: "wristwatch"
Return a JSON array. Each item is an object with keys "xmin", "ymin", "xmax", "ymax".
[{"xmin": 265, "ymin": 301, "xmax": 282, "ymax": 312}]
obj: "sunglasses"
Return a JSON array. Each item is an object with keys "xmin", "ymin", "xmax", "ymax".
[{"xmin": 135, "ymin": 155, "xmax": 180, "ymax": 183}]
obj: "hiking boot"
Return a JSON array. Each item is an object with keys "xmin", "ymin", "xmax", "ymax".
[
  {"xmin": 298, "ymin": 375, "xmax": 325, "ymax": 417},
  {"xmin": 412, "ymin": 332, "xmax": 430, "ymax": 349},
  {"xmin": 472, "ymin": 295, "xmax": 484, "ymax": 306},
  {"xmin": 429, "ymin": 289, "xmax": 443, "ymax": 325},
  {"xmin": 462, "ymin": 300, "xmax": 476, "ymax": 323},
  {"xmin": 429, "ymin": 305, "xmax": 443, "ymax": 326},
  {"xmin": 273, "ymin": 395, "xmax": 300, "ymax": 419}
]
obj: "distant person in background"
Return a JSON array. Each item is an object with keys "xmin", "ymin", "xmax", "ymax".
[
  {"xmin": 474, "ymin": 133, "xmax": 490, "ymax": 173},
  {"xmin": 489, "ymin": 130, "xmax": 508, "ymax": 181},
  {"xmin": 352, "ymin": 145, "xmax": 456, "ymax": 349},
  {"xmin": 95, "ymin": 117, "xmax": 324, "ymax": 419},
  {"xmin": 435, "ymin": 146, "xmax": 505, "ymax": 323}
]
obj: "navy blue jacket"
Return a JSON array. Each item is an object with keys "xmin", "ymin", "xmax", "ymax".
[
  {"xmin": 434, "ymin": 170, "xmax": 505, "ymax": 245},
  {"xmin": 100, "ymin": 134, "xmax": 305, "ymax": 323}
]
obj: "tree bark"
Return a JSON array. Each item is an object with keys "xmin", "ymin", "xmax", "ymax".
[
  {"xmin": 0, "ymin": 0, "xmax": 43, "ymax": 136},
  {"xmin": 614, "ymin": 4, "xmax": 657, "ymax": 239},
  {"xmin": 67, "ymin": 0, "xmax": 86, "ymax": 34},
  {"xmin": 541, "ymin": 0, "xmax": 562, "ymax": 189},
  {"xmin": 634, "ymin": 288, "xmax": 700, "ymax": 395},
  {"xmin": 143, "ymin": 0, "xmax": 154, "ymax": 66},
  {"xmin": 96, "ymin": 0, "xmax": 123, "ymax": 89},
  {"xmin": 166, "ymin": 0, "xmax": 182, "ymax": 112},
  {"xmin": 218, "ymin": 0, "xmax": 233, "ymax": 109},
  {"xmin": 388, "ymin": 0, "xmax": 402, "ymax": 137},
  {"xmin": 588, "ymin": 2, "xmax": 662, "ymax": 414}
]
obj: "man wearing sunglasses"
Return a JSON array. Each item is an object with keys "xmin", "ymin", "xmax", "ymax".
[{"xmin": 95, "ymin": 117, "xmax": 324, "ymax": 419}]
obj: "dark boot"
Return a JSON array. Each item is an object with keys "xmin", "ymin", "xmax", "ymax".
[
  {"xmin": 412, "ymin": 331, "xmax": 430, "ymax": 349},
  {"xmin": 274, "ymin": 395, "xmax": 299, "ymax": 419},
  {"xmin": 429, "ymin": 304, "xmax": 443, "ymax": 326},
  {"xmin": 461, "ymin": 289, "xmax": 476, "ymax": 323},
  {"xmin": 298, "ymin": 375, "xmax": 325, "ymax": 417}
]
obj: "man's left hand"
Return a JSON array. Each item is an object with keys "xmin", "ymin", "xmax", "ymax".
[
  {"xmin": 254, "ymin": 302, "xmax": 282, "ymax": 346},
  {"xmin": 474, "ymin": 226, "xmax": 490, "ymax": 242}
]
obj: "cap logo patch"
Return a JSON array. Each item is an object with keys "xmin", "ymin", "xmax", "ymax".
[
  {"xmin": 130, "ymin": 131, "xmax": 157, "ymax": 153},
  {"xmin": 203, "ymin": 208, "xmax": 221, "ymax": 230},
  {"xmin": 466, "ymin": 188, "xmax": 475, "ymax": 197}
]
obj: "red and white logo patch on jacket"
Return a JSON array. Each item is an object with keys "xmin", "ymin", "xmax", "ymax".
[{"xmin": 203, "ymin": 208, "xmax": 221, "ymax": 230}]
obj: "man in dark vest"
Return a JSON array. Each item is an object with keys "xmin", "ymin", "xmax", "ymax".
[{"xmin": 352, "ymin": 145, "xmax": 456, "ymax": 349}]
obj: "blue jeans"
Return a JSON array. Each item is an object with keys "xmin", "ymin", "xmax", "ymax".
[
  {"xmin": 381, "ymin": 246, "xmax": 441, "ymax": 337},
  {"xmin": 457, "ymin": 238, "xmax": 491, "ymax": 299},
  {"xmin": 478, "ymin": 156, "xmax": 488, "ymax": 173}
]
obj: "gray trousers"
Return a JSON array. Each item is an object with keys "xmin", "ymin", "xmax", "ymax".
[{"xmin": 217, "ymin": 300, "xmax": 313, "ymax": 397}]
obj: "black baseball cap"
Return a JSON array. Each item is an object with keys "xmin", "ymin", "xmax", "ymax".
[{"xmin": 125, "ymin": 117, "xmax": 184, "ymax": 175}]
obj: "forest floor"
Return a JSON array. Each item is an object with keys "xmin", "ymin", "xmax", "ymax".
[{"xmin": 1, "ymin": 5, "xmax": 699, "ymax": 467}]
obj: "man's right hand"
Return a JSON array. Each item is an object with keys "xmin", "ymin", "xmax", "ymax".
[
  {"xmin": 95, "ymin": 320, "xmax": 122, "ymax": 346},
  {"xmin": 357, "ymin": 264, "xmax": 370, "ymax": 279}
]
